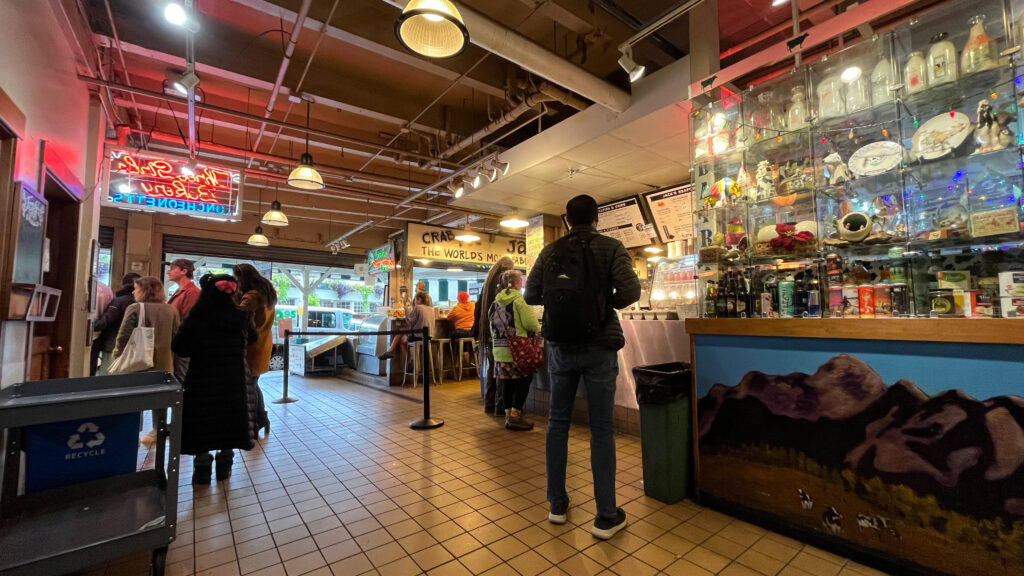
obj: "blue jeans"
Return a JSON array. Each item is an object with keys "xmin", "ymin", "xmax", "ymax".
[{"xmin": 546, "ymin": 344, "xmax": 619, "ymax": 522}]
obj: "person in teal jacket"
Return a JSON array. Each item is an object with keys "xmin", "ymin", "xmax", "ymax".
[{"xmin": 490, "ymin": 269, "xmax": 541, "ymax": 431}]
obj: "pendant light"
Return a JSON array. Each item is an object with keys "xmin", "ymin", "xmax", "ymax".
[
  {"xmin": 287, "ymin": 100, "xmax": 325, "ymax": 190},
  {"xmin": 500, "ymin": 214, "xmax": 529, "ymax": 229},
  {"xmin": 261, "ymin": 184, "xmax": 289, "ymax": 226},
  {"xmin": 454, "ymin": 216, "xmax": 480, "ymax": 242},
  {"xmin": 395, "ymin": 0, "xmax": 469, "ymax": 59},
  {"xmin": 248, "ymin": 187, "xmax": 270, "ymax": 247}
]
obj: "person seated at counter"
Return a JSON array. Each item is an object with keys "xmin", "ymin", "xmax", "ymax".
[
  {"xmin": 448, "ymin": 291, "xmax": 476, "ymax": 366},
  {"xmin": 378, "ymin": 292, "xmax": 434, "ymax": 361}
]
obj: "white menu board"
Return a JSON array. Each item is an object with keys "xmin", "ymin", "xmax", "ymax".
[
  {"xmin": 644, "ymin": 184, "xmax": 694, "ymax": 244},
  {"xmin": 596, "ymin": 197, "xmax": 651, "ymax": 249}
]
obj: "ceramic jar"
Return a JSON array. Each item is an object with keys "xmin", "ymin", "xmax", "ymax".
[
  {"xmin": 904, "ymin": 51, "xmax": 928, "ymax": 95},
  {"xmin": 870, "ymin": 59, "xmax": 894, "ymax": 105},
  {"xmin": 788, "ymin": 86, "xmax": 809, "ymax": 130},
  {"xmin": 961, "ymin": 15, "xmax": 997, "ymax": 75},
  {"xmin": 927, "ymin": 32, "xmax": 958, "ymax": 86}
]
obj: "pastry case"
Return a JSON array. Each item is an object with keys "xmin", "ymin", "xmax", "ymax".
[
  {"xmin": 646, "ymin": 255, "xmax": 699, "ymax": 318},
  {"xmin": 689, "ymin": 0, "xmax": 1024, "ymax": 319}
]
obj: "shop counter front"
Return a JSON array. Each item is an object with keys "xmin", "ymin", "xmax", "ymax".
[{"xmin": 687, "ymin": 318, "xmax": 1024, "ymax": 576}]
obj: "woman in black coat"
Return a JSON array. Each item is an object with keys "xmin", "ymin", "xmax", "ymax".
[{"xmin": 171, "ymin": 274, "xmax": 257, "ymax": 484}]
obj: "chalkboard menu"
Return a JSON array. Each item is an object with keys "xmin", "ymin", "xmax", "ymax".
[
  {"xmin": 12, "ymin": 183, "xmax": 47, "ymax": 284},
  {"xmin": 643, "ymin": 184, "xmax": 694, "ymax": 244},
  {"xmin": 595, "ymin": 196, "xmax": 651, "ymax": 249}
]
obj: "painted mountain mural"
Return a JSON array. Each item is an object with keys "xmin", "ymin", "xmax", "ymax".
[{"xmin": 698, "ymin": 354, "xmax": 1024, "ymax": 521}]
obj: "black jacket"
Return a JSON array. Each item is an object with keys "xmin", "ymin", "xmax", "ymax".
[
  {"xmin": 92, "ymin": 286, "xmax": 135, "ymax": 353},
  {"xmin": 525, "ymin": 225, "xmax": 641, "ymax": 350},
  {"xmin": 171, "ymin": 302, "xmax": 257, "ymax": 455}
]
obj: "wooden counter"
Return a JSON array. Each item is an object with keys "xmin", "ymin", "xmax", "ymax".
[{"xmin": 686, "ymin": 318, "xmax": 1024, "ymax": 345}]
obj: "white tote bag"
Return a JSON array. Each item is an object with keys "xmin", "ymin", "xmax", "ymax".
[{"xmin": 108, "ymin": 303, "xmax": 155, "ymax": 374}]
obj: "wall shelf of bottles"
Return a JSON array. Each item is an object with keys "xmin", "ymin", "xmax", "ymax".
[{"xmin": 691, "ymin": 0, "xmax": 1024, "ymax": 320}]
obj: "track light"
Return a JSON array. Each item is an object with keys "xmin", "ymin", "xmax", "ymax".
[
  {"xmin": 494, "ymin": 160, "xmax": 510, "ymax": 176},
  {"xmin": 164, "ymin": 2, "xmax": 199, "ymax": 33},
  {"xmin": 617, "ymin": 47, "xmax": 646, "ymax": 83},
  {"xmin": 447, "ymin": 182, "xmax": 464, "ymax": 198}
]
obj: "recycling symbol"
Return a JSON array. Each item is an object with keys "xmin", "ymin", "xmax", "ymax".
[{"xmin": 67, "ymin": 422, "xmax": 105, "ymax": 450}]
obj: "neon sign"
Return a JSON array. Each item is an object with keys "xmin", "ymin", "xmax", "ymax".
[
  {"xmin": 105, "ymin": 149, "xmax": 241, "ymax": 218},
  {"xmin": 367, "ymin": 243, "xmax": 395, "ymax": 274}
]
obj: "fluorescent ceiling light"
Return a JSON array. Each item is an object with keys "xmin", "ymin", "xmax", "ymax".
[
  {"xmin": 500, "ymin": 215, "xmax": 529, "ymax": 229},
  {"xmin": 647, "ymin": 256, "xmax": 663, "ymax": 262},
  {"xmin": 454, "ymin": 229, "xmax": 480, "ymax": 243},
  {"xmin": 771, "ymin": 0, "xmax": 788, "ymax": 6},
  {"xmin": 643, "ymin": 246, "xmax": 664, "ymax": 254},
  {"xmin": 395, "ymin": 0, "xmax": 470, "ymax": 58}
]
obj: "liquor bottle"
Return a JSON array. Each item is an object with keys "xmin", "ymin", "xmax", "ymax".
[
  {"xmin": 726, "ymin": 274, "xmax": 738, "ymax": 318},
  {"xmin": 736, "ymin": 273, "xmax": 750, "ymax": 318},
  {"xmin": 793, "ymin": 269, "xmax": 809, "ymax": 317},
  {"xmin": 715, "ymin": 278, "xmax": 729, "ymax": 318},
  {"xmin": 705, "ymin": 281, "xmax": 717, "ymax": 318}
]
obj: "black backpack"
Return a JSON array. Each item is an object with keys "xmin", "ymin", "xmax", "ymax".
[{"xmin": 541, "ymin": 232, "xmax": 607, "ymax": 343}]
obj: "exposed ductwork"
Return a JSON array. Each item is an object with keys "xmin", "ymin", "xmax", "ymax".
[
  {"xmin": 439, "ymin": 81, "xmax": 587, "ymax": 160},
  {"xmin": 379, "ymin": 0, "xmax": 631, "ymax": 113}
]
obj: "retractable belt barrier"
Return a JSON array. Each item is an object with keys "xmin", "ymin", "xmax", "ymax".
[{"xmin": 280, "ymin": 327, "xmax": 444, "ymax": 430}]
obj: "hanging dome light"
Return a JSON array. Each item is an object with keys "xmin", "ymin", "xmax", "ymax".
[
  {"xmin": 395, "ymin": 0, "xmax": 469, "ymax": 59},
  {"xmin": 500, "ymin": 214, "xmax": 529, "ymax": 229},
  {"xmin": 247, "ymin": 225, "xmax": 269, "ymax": 247},
  {"xmin": 261, "ymin": 200, "xmax": 289, "ymax": 227},
  {"xmin": 288, "ymin": 152, "xmax": 324, "ymax": 190},
  {"xmin": 288, "ymin": 100, "xmax": 325, "ymax": 190}
]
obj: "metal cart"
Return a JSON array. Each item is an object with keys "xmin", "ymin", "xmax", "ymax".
[{"xmin": 0, "ymin": 372, "xmax": 183, "ymax": 576}]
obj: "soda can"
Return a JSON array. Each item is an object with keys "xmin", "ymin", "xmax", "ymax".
[
  {"xmin": 829, "ymin": 286, "xmax": 844, "ymax": 316},
  {"xmin": 874, "ymin": 284, "xmax": 892, "ymax": 317},
  {"xmin": 807, "ymin": 289, "xmax": 821, "ymax": 317},
  {"xmin": 779, "ymin": 281, "xmax": 795, "ymax": 317},
  {"xmin": 859, "ymin": 285, "xmax": 876, "ymax": 317},
  {"xmin": 842, "ymin": 285, "xmax": 860, "ymax": 317},
  {"xmin": 889, "ymin": 283, "xmax": 909, "ymax": 316},
  {"xmin": 760, "ymin": 293, "xmax": 774, "ymax": 318}
]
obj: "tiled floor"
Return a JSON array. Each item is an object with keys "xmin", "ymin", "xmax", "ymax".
[{"xmin": 76, "ymin": 372, "xmax": 891, "ymax": 576}]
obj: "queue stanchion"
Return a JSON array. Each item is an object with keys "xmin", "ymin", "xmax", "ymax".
[
  {"xmin": 274, "ymin": 329, "xmax": 299, "ymax": 404},
  {"xmin": 410, "ymin": 326, "xmax": 444, "ymax": 429}
]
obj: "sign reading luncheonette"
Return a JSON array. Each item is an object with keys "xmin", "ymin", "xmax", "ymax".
[
  {"xmin": 366, "ymin": 243, "xmax": 395, "ymax": 274},
  {"xmin": 406, "ymin": 222, "xmax": 528, "ymax": 267},
  {"xmin": 103, "ymin": 148, "xmax": 242, "ymax": 219}
]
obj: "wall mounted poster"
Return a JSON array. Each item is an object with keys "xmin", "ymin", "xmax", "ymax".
[
  {"xmin": 644, "ymin": 184, "xmax": 693, "ymax": 244},
  {"xmin": 694, "ymin": 334, "xmax": 1024, "ymax": 576},
  {"xmin": 596, "ymin": 196, "xmax": 650, "ymax": 249}
]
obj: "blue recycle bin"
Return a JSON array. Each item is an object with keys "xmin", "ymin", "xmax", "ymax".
[{"xmin": 23, "ymin": 412, "xmax": 141, "ymax": 492}]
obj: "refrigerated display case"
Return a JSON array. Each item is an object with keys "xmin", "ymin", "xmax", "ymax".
[{"xmin": 645, "ymin": 255, "xmax": 699, "ymax": 319}]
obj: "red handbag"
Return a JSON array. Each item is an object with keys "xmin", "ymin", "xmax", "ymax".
[{"xmin": 507, "ymin": 329, "xmax": 544, "ymax": 373}]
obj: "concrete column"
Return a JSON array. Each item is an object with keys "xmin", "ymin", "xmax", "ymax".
[
  {"xmin": 125, "ymin": 212, "xmax": 155, "ymax": 277},
  {"xmin": 688, "ymin": 0, "xmax": 721, "ymax": 83}
]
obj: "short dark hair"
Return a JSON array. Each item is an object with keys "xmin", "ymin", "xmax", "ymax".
[
  {"xmin": 121, "ymin": 272, "xmax": 141, "ymax": 287},
  {"xmin": 168, "ymin": 258, "xmax": 195, "ymax": 279},
  {"xmin": 566, "ymin": 195, "xmax": 598, "ymax": 227}
]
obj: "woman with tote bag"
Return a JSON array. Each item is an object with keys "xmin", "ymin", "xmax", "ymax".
[{"xmin": 112, "ymin": 276, "xmax": 180, "ymax": 448}]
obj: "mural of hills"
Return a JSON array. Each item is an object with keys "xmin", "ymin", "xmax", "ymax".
[{"xmin": 698, "ymin": 354, "xmax": 1024, "ymax": 520}]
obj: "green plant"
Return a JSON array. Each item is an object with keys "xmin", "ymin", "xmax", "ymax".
[
  {"xmin": 272, "ymin": 274, "xmax": 291, "ymax": 303},
  {"xmin": 355, "ymin": 285, "xmax": 376, "ymax": 312},
  {"xmin": 307, "ymin": 293, "xmax": 320, "ymax": 306}
]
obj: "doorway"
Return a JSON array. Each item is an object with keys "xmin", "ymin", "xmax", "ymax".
[{"xmin": 30, "ymin": 167, "xmax": 81, "ymax": 379}]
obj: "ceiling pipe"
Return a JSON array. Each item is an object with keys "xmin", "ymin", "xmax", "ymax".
[
  {"xmin": 183, "ymin": 0, "xmax": 198, "ymax": 159},
  {"xmin": 379, "ymin": 0, "xmax": 630, "ymax": 113},
  {"xmin": 101, "ymin": 0, "xmax": 143, "ymax": 130},
  {"xmin": 79, "ymin": 75, "xmax": 459, "ymax": 168},
  {"xmin": 440, "ymin": 89, "xmax": 559, "ymax": 159},
  {"xmin": 592, "ymin": 0, "xmax": 686, "ymax": 59}
]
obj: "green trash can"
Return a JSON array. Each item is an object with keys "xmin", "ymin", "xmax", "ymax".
[{"xmin": 633, "ymin": 362, "xmax": 692, "ymax": 504}]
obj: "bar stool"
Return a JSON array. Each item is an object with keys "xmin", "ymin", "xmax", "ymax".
[
  {"xmin": 430, "ymin": 338, "xmax": 450, "ymax": 383},
  {"xmin": 402, "ymin": 340, "xmax": 438, "ymax": 387},
  {"xmin": 452, "ymin": 337, "xmax": 477, "ymax": 381}
]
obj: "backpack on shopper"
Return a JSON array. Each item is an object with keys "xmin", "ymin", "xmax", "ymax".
[{"xmin": 540, "ymin": 231, "xmax": 607, "ymax": 343}]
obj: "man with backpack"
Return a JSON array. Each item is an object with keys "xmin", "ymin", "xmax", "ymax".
[{"xmin": 525, "ymin": 194, "xmax": 641, "ymax": 540}]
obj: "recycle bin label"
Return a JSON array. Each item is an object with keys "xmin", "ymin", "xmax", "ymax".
[{"xmin": 23, "ymin": 413, "xmax": 141, "ymax": 492}]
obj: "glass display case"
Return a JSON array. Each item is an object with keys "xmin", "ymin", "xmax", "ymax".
[
  {"xmin": 647, "ymin": 255, "xmax": 699, "ymax": 318},
  {"xmin": 690, "ymin": 0, "xmax": 1024, "ymax": 319}
]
